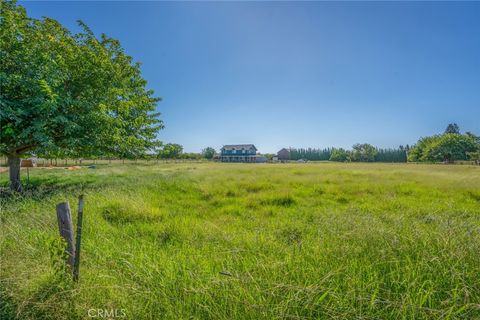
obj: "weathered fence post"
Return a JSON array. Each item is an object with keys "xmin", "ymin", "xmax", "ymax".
[
  {"xmin": 56, "ymin": 202, "xmax": 75, "ymax": 273},
  {"xmin": 73, "ymin": 195, "xmax": 84, "ymax": 282}
]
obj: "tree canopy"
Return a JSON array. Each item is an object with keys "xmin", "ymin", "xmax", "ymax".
[
  {"xmin": 158, "ymin": 143, "xmax": 183, "ymax": 159},
  {"xmin": 329, "ymin": 148, "xmax": 350, "ymax": 162},
  {"xmin": 408, "ymin": 125, "xmax": 479, "ymax": 163},
  {"xmin": 201, "ymin": 147, "xmax": 216, "ymax": 159},
  {"xmin": 444, "ymin": 123, "xmax": 460, "ymax": 134},
  {"xmin": 0, "ymin": 1, "xmax": 163, "ymax": 190},
  {"xmin": 351, "ymin": 143, "xmax": 377, "ymax": 162}
]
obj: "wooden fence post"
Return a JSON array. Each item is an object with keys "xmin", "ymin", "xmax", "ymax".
[
  {"xmin": 73, "ymin": 195, "xmax": 84, "ymax": 282},
  {"xmin": 56, "ymin": 202, "xmax": 75, "ymax": 273}
]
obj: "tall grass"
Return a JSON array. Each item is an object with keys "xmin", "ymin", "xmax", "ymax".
[{"xmin": 1, "ymin": 162, "xmax": 479, "ymax": 319}]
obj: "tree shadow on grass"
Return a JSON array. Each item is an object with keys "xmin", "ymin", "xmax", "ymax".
[{"xmin": 0, "ymin": 176, "xmax": 100, "ymax": 205}]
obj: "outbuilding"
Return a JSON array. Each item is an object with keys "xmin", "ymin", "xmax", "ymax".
[{"xmin": 277, "ymin": 148, "xmax": 290, "ymax": 162}]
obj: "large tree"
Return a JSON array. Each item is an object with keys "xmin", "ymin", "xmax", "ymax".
[
  {"xmin": 408, "ymin": 132, "xmax": 479, "ymax": 163},
  {"xmin": 201, "ymin": 147, "xmax": 216, "ymax": 160},
  {"xmin": 351, "ymin": 143, "xmax": 377, "ymax": 162},
  {"xmin": 329, "ymin": 148, "xmax": 350, "ymax": 162},
  {"xmin": 158, "ymin": 143, "xmax": 183, "ymax": 159},
  {"xmin": 421, "ymin": 133, "xmax": 478, "ymax": 163},
  {"xmin": 0, "ymin": 1, "xmax": 163, "ymax": 191}
]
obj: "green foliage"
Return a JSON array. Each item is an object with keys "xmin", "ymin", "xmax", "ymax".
[
  {"xmin": 47, "ymin": 237, "xmax": 71, "ymax": 281},
  {"xmin": 467, "ymin": 151, "xmax": 480, "ymax": 161},
  {"xmin": 444, "ymin": 123, "xmax": 460, "ymax": 134},
  {"xmin": 0, "ymin": 1, "xmax": 163, "ymax": 160},
  {"xmin": 422, "ymin": 133, "xmax": 478, "ymax": 162},
  {"xmin": 201, "ymin": 147, "xmax": 216, "ymax": 159},
  {"xmin": 409, "ymin": 133, "xmax": 479, "ymax": 163},
  {"xmin": 1, "ymin": 162, "xmax": 480, "ymax": 319},
  {"xmin": 351, "ymin": 143, "xmax": 377, "ymax": 162},
  {"xmin": 289, "ymin": 148, "xmax": 332, "ymax": 161},
  {"xmin": 262, "ymin": 153, "xmax": 275, "ymax": 161},
  {"xmin": 291, "ymin": 146, "xmax": 407, "ymax": 163},
  {"xmin": 178, "ymin": 152, "xmax": 202, "ymax": 160},
  {"xmin": 329, "ymin": 148, "xmax": 350, "ymax": 162},
  {"xmin": 466, "ymin": 131, "xmax": 480, "ymax": 144},
  {"xmin": 374, "ymin": 146, "xmax": 408, "ymax": 162},
  {"xmin": 408, "ymin": 136, "xmax": 438, "ymax": 162},
  {"xmin": 158, "ymin": 143, "xmax": 183, "ymax": 159}
]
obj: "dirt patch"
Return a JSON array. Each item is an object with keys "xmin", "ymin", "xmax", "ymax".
[{"xmin": 66, "ymin": 166, "xmax": 82, "ymax": 170}]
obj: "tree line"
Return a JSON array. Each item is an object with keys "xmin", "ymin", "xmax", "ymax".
[
  {"xmin": 288, "ymin": 124, "xmax": 479, "ymax": 164},
  {"xmin": 289, "ymin": 145, "xmax": 409, "ymax": 163},
  {"xmin": 155, "ymin": 144, "xmax": 215, "ymax": 160}
]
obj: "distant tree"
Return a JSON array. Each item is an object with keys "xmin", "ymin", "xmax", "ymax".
[
  {"xmin": 179, "ymin": 152, "xmax": 202, "ymax": 160},
  {"xmin": 466, "ymin": 131, "xmax": 480, "ymax": 145},
  {"xmin": 201, "ymin": 147, "xmax": 216, "ymax": 160},
  {"xmin": 351, "ymin": 143, "xmax": 377, "ymax": 162},
  {"xmin": 375, "ymin": 146, "xmax": 407, "ymax": 162},
  {"xmin": 421, "ymin": 133, "xmax": 478, "ymax": 163},
  {"xmin": 408, "ymin": 136, "xmax": 438, "ymax": 162},
  {"xmin": 289, "ymin": 148, "xmax": 332, "ymax": 161},
  {"xmin": 159, "ymin": 143, "xmax": 183, "ymax": 159},
  {"xmin": 329, "ymin": 148, "xmax": 350, "ymax": 162},
  {"xmin": 444, "ymin": 123, "xmax": 460, "ymax": 134},
  {"xmin": 263, "ymin": 153, "xmax": 275, "ymax": 161},
  {"xmin": 0, "ymin": 1, "xmax": 162, "ymax": 191},
  {"xmin": 409, "ymin": 132, "xmax": 479, "ymax": 163},
  {"xmin": 467, "ymin": 151, "xmax": 480, "ymax": 165}
]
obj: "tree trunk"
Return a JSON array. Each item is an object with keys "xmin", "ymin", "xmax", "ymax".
[{"xmin": 8, "ymin": 155, "xmax": 22, "ymax": 192}]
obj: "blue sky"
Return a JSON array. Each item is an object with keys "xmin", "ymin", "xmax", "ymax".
[{"xmin": 21, "ymin": 1, "xmax": 480, "ymax": 153}]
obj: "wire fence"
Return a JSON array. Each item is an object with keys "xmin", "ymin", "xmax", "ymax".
[{"xmin": 0, "ymin": 158, "xmax": 210, "ymax": 167}]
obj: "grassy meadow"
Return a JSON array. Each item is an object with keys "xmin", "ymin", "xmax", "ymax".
[{"xmin": 1, "ymin": 162, "xmax": 480, "ymax": 319}]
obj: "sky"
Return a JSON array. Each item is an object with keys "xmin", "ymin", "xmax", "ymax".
[{"xmin": 20, "ymin": 1, "xmax": 480, "ymax": 153}]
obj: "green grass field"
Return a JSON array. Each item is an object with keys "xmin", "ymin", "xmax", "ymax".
[{"xmin": 1, "ymin": 162, "xmax": 479, "ymax": 319}]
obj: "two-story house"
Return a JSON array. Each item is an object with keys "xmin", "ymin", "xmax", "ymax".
[{"xmin": 220, "ymin": 144, "xmax": 257, "ymax": 162}]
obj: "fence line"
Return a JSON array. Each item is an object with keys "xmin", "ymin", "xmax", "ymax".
[{"xmin": 0, "ymin": 158, "xmax": 210, "ymax": 167}]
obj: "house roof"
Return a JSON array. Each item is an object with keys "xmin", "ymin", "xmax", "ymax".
[{"xmin": 222, "ymin": 144, "xmax": 257, "ymax": 150}]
